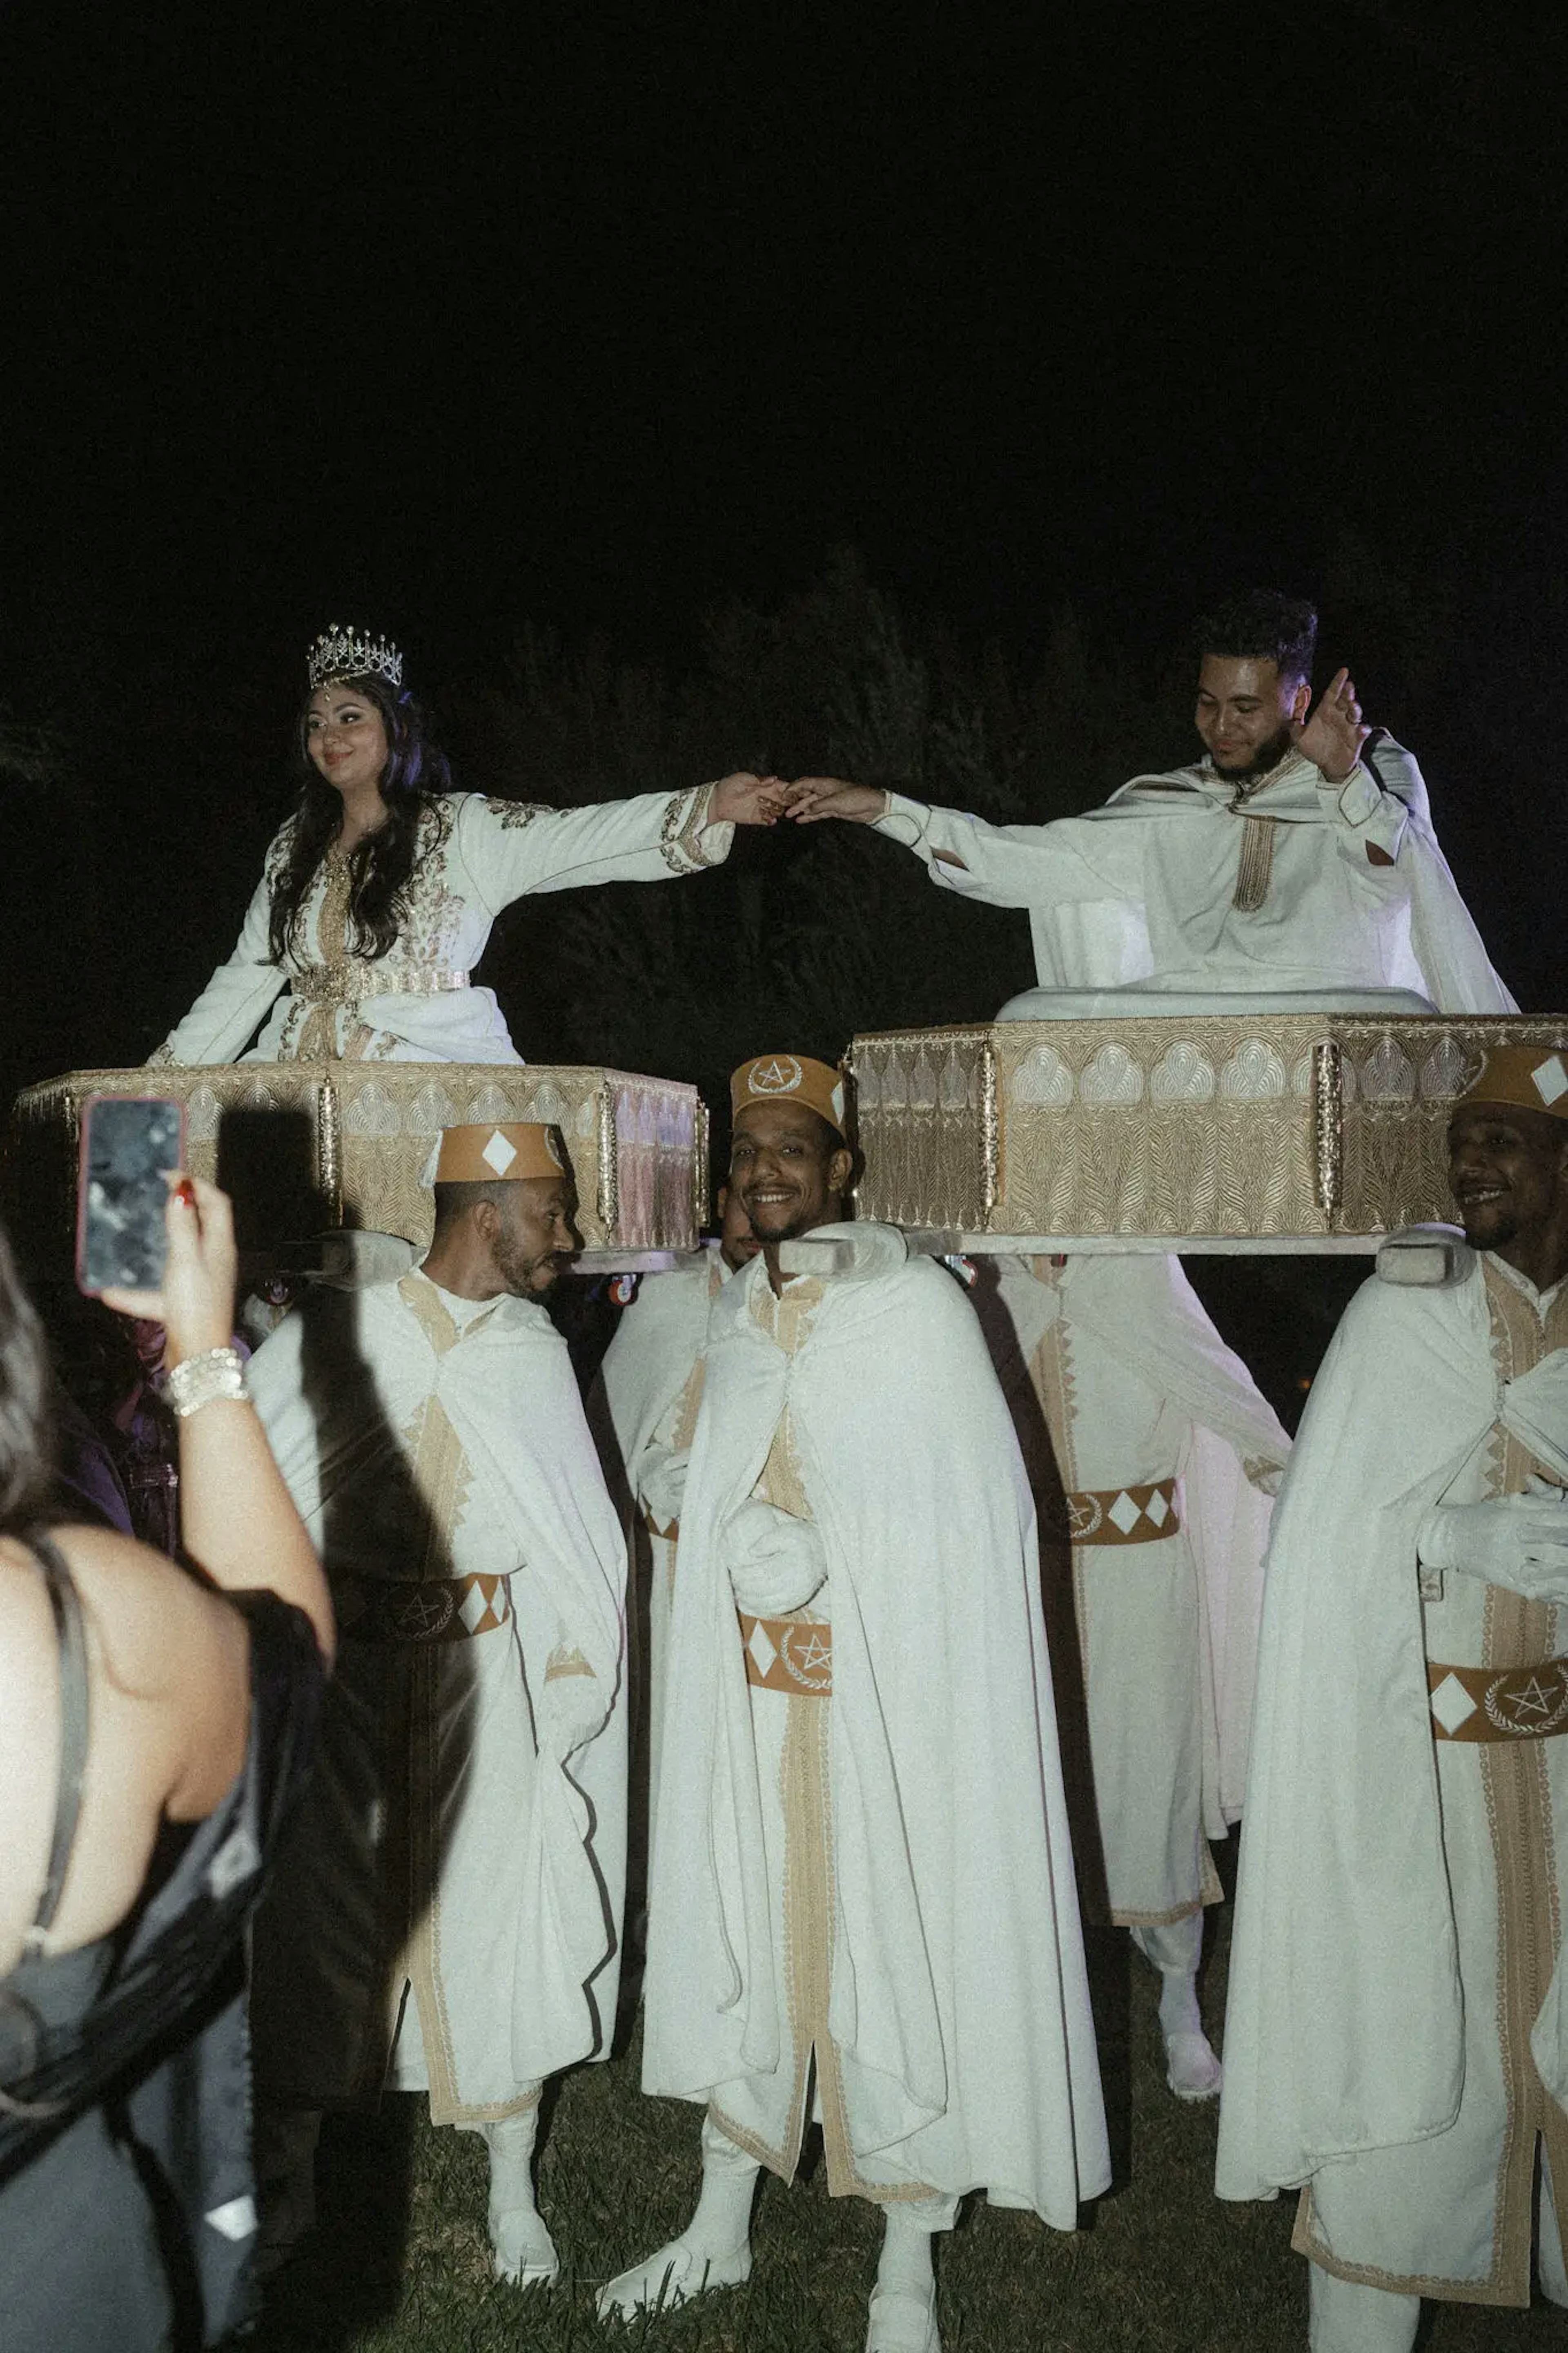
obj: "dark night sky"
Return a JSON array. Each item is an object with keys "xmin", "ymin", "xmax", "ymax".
[{"xmin": 1, "ymin": 1, "xmax": 1564, "ymax": 1040}]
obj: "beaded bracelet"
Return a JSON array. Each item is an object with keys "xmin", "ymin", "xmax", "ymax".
[{"xmin": 165, "ymin": 1345, "xmax": 250, "ymax": 1418}]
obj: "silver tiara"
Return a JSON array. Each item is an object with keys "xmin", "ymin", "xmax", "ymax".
[{"xmin": 307, "ymin": 624, "xmax": 404, "ymax": 691}]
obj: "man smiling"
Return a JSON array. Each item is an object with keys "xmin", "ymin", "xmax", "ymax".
[
  {"xmin": 601, "ymin": 1056, "xmax": 1108, "ymax": 2353},
  {"xmin": 788, "ymin": 588, "xmax": 1514, "ymax": 1008},
  {"xmin": 1218, "ymin": 1044, "xmax": 1568, "ymax": 2348}
]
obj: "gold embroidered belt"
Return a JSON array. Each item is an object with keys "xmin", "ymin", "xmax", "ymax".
[
  {"xmin": 292, "ymin": 963, "xmax": 471, "ymax": 1008},
  {"xmin": 1063, "ymin": 1478, "xmax": 1181, "ymax": 1546},
  {"xmin": 341, "ymin": 1572, "xmax": 512, "ymax": 1644},
  {"xmin": 737, "ymin": 1611, "xmax": 833, "ymax": 1695},
  {"xmin": 1428, "ymin": 1657, "xmax": 1568, "ymax": 1742}
]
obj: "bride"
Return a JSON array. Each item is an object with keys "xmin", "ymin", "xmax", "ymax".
[{"xmin": 157, "ymin": 624, "xmax": 784, "ymax": 1064}]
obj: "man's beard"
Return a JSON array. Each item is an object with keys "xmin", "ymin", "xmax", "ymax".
[
  {"xmin": 1459, "ymin": 1200, "xmax": 1518, "ymax": 1251},
  {"xmin": 494, "ymin": 1236, "xmax": 564, "ymax": 1295},
  {"xmin": 1212, "ymin": 725, "xmax": 1294, "ymax": 787},
  {"xmin": 741, "ymin": 1195, "xmax": 822, "ymax": 1247}
]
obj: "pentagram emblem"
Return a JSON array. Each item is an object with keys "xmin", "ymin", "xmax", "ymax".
[
  {"xmin": 780, "ymin": 1624, "xmax": 833, "ymax": 1691},
  {"xmin": 389, "ymin": 1586, "xmax": 457, "ymax": 1642},
  {"xmin": 1483, "ymin": 1662, "xmax": 1568, "ymax": 1737},
  {"xmin": 748, "ymin": 1055, "xmax": 804, "ymax": 1097},
  {"xmin": 1067, "ymin": 1493, "xmax": 1103, "ymax": 1540}
]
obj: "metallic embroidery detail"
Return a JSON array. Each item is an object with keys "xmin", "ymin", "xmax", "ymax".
[
  {"xmin": 1232, "ymin": 813, "xmax": 1278, "ymax": 911},
  {"xmin": 597, "ymin": 1080, "xmax": 620, "ymax": 1235},
  {"xmin": 980, "ymin": 1037, "xmax": 1000, "ymax": 1216},
  {"xmin": 292, "ymin": 964, "xmax": 471, "ymax": 1006},
  {"xmin": 693, "ymin": 1097, "xmax": 712, "ymax": 1235},
  {"xmin": 283, "ymin": 797, "xmax": 465, "ymax": 1058},
  {"xmin": 1312, "ymin": 1039, "xmax": 1343, "ymax": 1222},
  {"xmin": 315, "ymin": 1076, "xmax": 342, "ymax": 1220},
  {"xmin": 658, "ymin": 781, "xmax": 720, "ymax": 875},
  {"xmin": 480, "ymin": 796, "xmax": 549, "ymax": 829}
]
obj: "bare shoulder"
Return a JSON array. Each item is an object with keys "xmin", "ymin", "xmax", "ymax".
[{"xmin": 12, "ymin": 1525, "xmax": 250, "ymax": 1708}]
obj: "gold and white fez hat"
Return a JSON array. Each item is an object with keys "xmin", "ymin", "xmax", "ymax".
[
  {"xmin": 1454, "ymin": 1043, "xmax": 1568, "ymax": 1124},
  {"xmin": 422, "ymin": 1122, "xmax": 568, "ymax": 1186},
  {"xmin": 731, "ymin": 1053, "xmax": 849, "ymax": 1140}
]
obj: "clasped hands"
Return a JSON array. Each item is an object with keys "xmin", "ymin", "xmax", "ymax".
[{"xmin": 710, "ymin": 772, "xmax": 886, "ymax": 827}]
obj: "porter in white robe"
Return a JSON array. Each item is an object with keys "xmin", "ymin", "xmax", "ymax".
[
  {"xmin": 968, "ymin": 1253, "xmax": 1289, "ymax": 1925},
  {"xmin": 1218, "ymin": 1251, "xmax": 1568, "ymax": 2308},
  {"xmin": 159, "ymin": 782, "xmax": 733, "ymax": 1063},
  {"xmin": 247, "ymin": 1267, "xmax": 627, "ymax": 2120},
  {"xmin": 643, "ymin": 1223, "xmax": 1109, "ymax": 2225}
]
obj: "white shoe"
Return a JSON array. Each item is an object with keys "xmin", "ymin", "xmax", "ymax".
[
  {"xmin": 596, "ymin": 2234, "xmax": 751, "ymax": 2320},
  {"xmin": 866, "ymin": 2284, "xmax": 941, "ymax": 2352},
  {"xmin": 1165, "ymin": 2027, "xmax": 1223, "ymax": 2101},
  {"xmin": 490, "ymin": 2200, "xmax": 559, "ymax": 2288}
]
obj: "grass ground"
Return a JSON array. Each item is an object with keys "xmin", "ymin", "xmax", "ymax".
[{"xmin": 247, "ymin": 1889, "xmax": 1559, "ymax": 2353}]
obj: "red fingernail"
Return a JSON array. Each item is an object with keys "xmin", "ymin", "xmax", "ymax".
[{"xmin": 174, "ymin": 1178, "xmax": 196, "ymax": 1206}]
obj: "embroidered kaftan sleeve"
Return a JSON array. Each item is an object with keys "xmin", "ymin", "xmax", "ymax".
[
  {"xmin": 156, "ymin": 852, "xmax": 290, "ymax": 1065},
  {"xmin": 1315, "ymin": 755, "xmax": 1410, "ymax": 877},
  {"xmin": 455, "ymin": 785, "xmax": 733, "ymax": 919},
  {"xmin": 873, "ymin": 792, "xmax": 1144, "ymax": 911}
]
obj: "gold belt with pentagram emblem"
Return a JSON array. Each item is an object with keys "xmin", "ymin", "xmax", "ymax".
[
  {"xmin": 339, "ymin": 1572, "xmax": 513, "ymax": 1644},
  {"xmin": 737, "ymin": 1611, "xmax": 833, "ymax": 1695},
  {"xmin": 1427, "ymin": 1656, "xmax": 1568, "ymax": 1742},
  {"xmin": 1056, "ymin": 1477, "xmax": 1181, "ymax": 1546}
]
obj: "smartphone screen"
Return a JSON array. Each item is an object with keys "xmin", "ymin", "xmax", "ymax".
[{"xmin": 76, "ymin": 1095, "xmax": 186, "ymax": 1295}]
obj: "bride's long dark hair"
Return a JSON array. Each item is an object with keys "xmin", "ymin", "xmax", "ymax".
[{"xmin": 267, "ymin": 673, "xmax": 454, "ymax": 965}]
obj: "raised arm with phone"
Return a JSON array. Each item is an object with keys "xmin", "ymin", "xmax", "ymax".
[{"xmin": 0, "ymin": 1173, "xmax": 332, "ymax": 2353}]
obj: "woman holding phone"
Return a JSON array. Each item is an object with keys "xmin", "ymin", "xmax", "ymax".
[
  {"xmin": 0, "ymin": 1176, "xmax": 332, "ymax": 2351},
  {"xmin": 155, "ymin": 624, "xmax": 786, "ymax": 1064}
]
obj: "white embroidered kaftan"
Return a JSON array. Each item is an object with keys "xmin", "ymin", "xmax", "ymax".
[
  {"xmin": 246, "ymin": 1269, "xmax": 627, "ymax": 2122},
  {"xmin": 1217, "ymin": 1255, "xmax": 1568, "ymax": 2307},
  {"xmin": 969, "ymin": 1253, "xmax": 1289, "ymax": 1925},
  {"xmin": 876, "ymin": 733, "xmax": 1516, "ymax": 1011},
  {"xmin": 158, "ymin": 783, "xmax": 732, "ymax": 1064},
  {"xmin": 642, "ymin": 1224, "xmax": 1109, "ymax": 2226}
]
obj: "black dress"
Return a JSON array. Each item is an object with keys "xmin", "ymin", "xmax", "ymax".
[{"xmin": 0, "ymin": 1534, "xmax": 324, "ymax": 2351}]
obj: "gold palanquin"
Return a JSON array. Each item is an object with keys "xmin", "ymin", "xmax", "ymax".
[
  {"xmin": 848, "ymin": 1015, "xmax": 1568, "ymax": 1252},
  {"xmin": 9, "ymin": 1063, "xmax": 708, "ymax": 1266}
]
